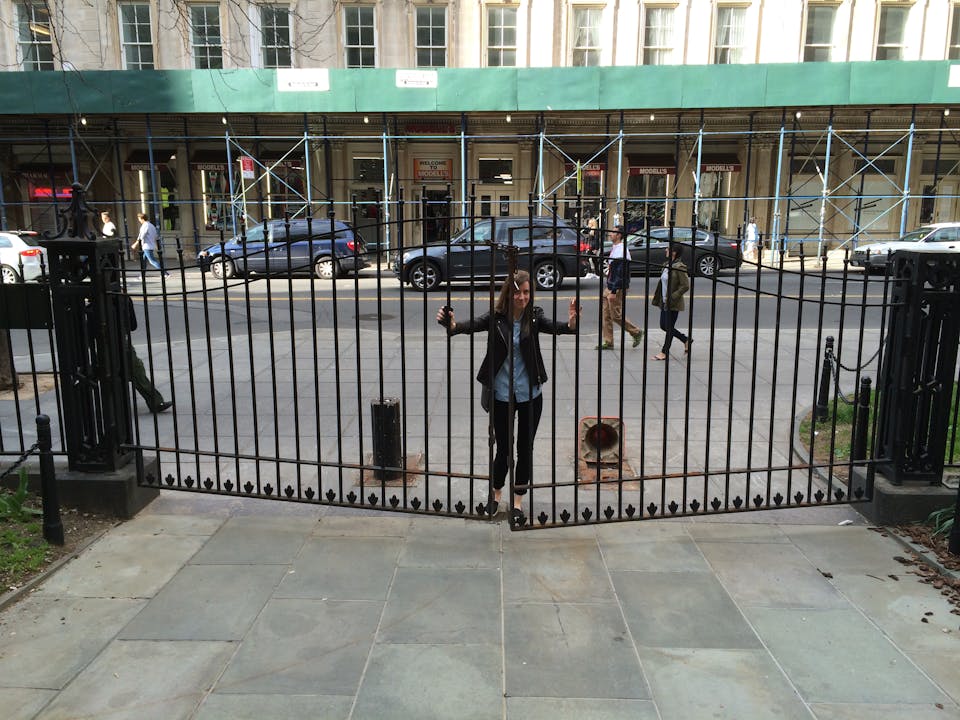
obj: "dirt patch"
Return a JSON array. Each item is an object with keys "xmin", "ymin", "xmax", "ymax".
[
  {"xmin": 875, "ymin": 525, "xmax": 960, "ymax": 615},
  {"xmin": 0, "ymin": 507, "xmax": 118, "ymax": 598},
  {"xmin": 0, "ymin": 373, "xmax": 58, "ymax": 402}
]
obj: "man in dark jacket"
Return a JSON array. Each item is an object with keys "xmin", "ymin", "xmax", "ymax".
[{"xmin": 598, "ymin": 226, "xmax": 643, "ymax": 350}]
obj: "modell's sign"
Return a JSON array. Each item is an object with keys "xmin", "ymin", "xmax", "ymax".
[
  {"xmin": 564, "ymin": 162, "xmax": 605, "ymax": 177},
  {"xmin": 701, "ymin": 162, "xmax": 741, "ymax": 172},
  {"xmin": 414, "ymin": 158, "xmax": 453, "ymax": 181},
  {"xmin": 629, "ymin": 165, "xmax": 675, "ymax": 176}
]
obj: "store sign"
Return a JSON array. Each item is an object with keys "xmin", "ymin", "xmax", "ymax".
[
  {"xmin": 414, "ymin": 158, "xmax": 453, "ymax": 181},
  {"xmin": 404, "ymin": 122, "xmax": 457, "ymax": 135},
  {"xmin": 564, "ymin": 162, "xmax": 605, "ymax": 177},
  {"xmin": 277, "ymin": 68, "xmax": 330, "ymax": 92},
  {"xmin": 701, "ymin": 162, "xmax": 741, "ymax": 173},
  {"xmin": 29, "ymin": 184, "xmax": 73, "ymax": 200},
  {"xmin": 239, "ymin": 156, "xmax": 256, "ymax": 180},
  {"xmin": 193, "ymin": 163, "xmax": 227, "ymax": 171},
  {"xmin": 629, "ymin": 165, "xmax": 675, "ymax": 176},
  {"xmin": 396, "ymin": 70, "xmax": 438, "ymax": 89}
]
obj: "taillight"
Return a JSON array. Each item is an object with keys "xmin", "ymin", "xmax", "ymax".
[
  {"xmin": 579, "ymin": 242, "xmax": 591, "ymax": 253},
  {"xmin": 20, "ymin": 249, "xmax": 42, "ymax": 257},
  {"xmin": 347, "ymin": 240, "xmax": 356, "ymax": 252}
]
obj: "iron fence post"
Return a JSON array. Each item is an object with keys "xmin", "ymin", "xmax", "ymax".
[
  {"xmin": 37, "ymin": 414, "xmax": 64, "ymax": 546},
  {"xmin": 851, "ymin": 377, "xmax": 871, "ymax": 464},
  {"xmin": 949, "ymin": 483, "xmax": 960, "ymax": 555},
  {"xmin": 815, "ymin": 336, "xmax": 834, "ymax": 422}
]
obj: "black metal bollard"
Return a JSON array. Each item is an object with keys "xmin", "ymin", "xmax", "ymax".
[
  {"xmin": 37, "ymin": 414, "xmax": 64, "ymax": 546},
  {"xmin": 949, "ymin": 483, "xmax": 960, "ymax": 556},
  {"xmin": 851, "ymin": 377, "xmax": 872, "ymax": 464},
  {"xmin": 371, "ymin": 399, "xmax": 402, "ymax": 481},
  {"xmin": 815, "ymin": 336, "xmax": 835, "ymax": 422}
]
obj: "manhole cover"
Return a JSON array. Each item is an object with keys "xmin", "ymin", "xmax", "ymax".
[{"xmin": 357, "ymin": 313, "xmax": 396, "ymax": 322}]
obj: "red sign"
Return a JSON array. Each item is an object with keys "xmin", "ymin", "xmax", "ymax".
[
  {"xmin": 239, "ymin": 156, "xmax": 256, "ymax": 180},
  {"xmin": 564, "ymin": 162, "xmax": 605, "ymax": 177},
  {"xmin": 414, "ymin": 158, "xmax": 453, "ymax": 181},
  {"xmin": 629, "ymin": 165, "xmax": 675, "ymax": 176},
  {"xmin": 30, "ymin": 185, "xmax": 73, "ymax": 200},
  {"xmin": 404, "ymin": 122, "xmax": 456, "ymax": 135}
]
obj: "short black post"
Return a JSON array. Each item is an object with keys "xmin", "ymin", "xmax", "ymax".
[
  {"xmin": 815, "ymin": 336, "xmax": 835, "ymax": 421},
  {"xmin": 36, "ymin": 414, "xmax": 64, "ymax": 546},
  {"xmin": 851, "ymin": 377, "xmax": 872, "ymax": 463},
  {"xmin": 371, "ymin": 398, "xmax": 402, "ymax": 481}
]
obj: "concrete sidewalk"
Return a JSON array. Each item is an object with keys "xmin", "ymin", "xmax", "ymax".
[{"xmin": 1, "ymin": 493, "xmax": 958, "ymax": 720}]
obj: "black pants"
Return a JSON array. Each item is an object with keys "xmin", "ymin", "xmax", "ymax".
[
  {"xmin": 491, "ymin": 394, "xmax": 543, "ymax": 495},
  {"xmin": 659, "ymin": 309, "xmax": 688, "ymax": 353}
]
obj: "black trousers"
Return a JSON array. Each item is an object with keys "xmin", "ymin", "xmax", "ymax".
[
  {"xmin": 491, "ymin": 394, "xmax": 543, "ymax": 495},
  {"xmin": 659, "ymin": 309, "xmax": 688, "ymax": 353}
]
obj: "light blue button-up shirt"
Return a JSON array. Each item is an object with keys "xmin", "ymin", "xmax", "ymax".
[{"xmin": 494, "ymin": 320, "xmax": 542, "ymax": 403}]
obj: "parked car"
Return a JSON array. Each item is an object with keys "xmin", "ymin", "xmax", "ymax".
[
  {"xmin": 851, "ymin": 223, "xmax": 960, "ymax": 272},
  {"xmin": 393, "ymin": 216, "xmax": 591, "ymax": 291},
  {"xmin": 196, "ymin": 219, "xmax": 368, "ymax": 280},
  {"xmin": 0, "ymin": 230, "xmax": 48, "ymax": 283},
  {"xmin": 601, "ymin": 226, "xmax": 742, "ymax": 278}
]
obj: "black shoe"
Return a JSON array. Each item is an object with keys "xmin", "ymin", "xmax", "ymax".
[{"xmin": 152, "ymin": 400, "xmax": 173, "ymax": 413}]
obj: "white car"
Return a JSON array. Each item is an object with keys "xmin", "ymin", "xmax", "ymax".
[
  {"xmin": 851, "ymin": 223, "xmax": 960, "ymax": 272},
  {"xmin": 0, "ymin": 231, "xmax": 48, "ymax": 283}
]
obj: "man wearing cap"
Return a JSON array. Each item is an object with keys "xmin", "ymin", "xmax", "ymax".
[{"xmin": 597, "ymin": 226, "xmax": 644, "ymax": 350}]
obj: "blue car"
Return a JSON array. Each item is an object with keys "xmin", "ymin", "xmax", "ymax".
[{"xmin": 197, "ymin": 219, "xmax": 368, "ymax": 280}]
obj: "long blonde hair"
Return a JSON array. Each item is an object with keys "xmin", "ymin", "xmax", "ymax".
[{"xmin": 495, "ymin": 269, "xmax": 533, "ymax": 326}]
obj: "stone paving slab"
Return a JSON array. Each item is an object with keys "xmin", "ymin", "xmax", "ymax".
[
  {"xmin": 275, "ymin": 536, "xmax": 401, "ymax": 601},
  {"xmin": 1, "ymin": 688, "xmax": 57, "ymax": 720},
  {"xmin": 193, "ymin": 693, "xmax": 354, "ymax": 720},
  {"xmin": 505, "ymin": 697, "xmax": 659, "ymax": 720}
]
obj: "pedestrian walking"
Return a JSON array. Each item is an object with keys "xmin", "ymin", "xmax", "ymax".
[
  {"xmin": 651, "ymin": 242, "xmax": 692, "ymax": 361},
  {"xmin": 743, "ymin": 216, "xmax": 759, "ymax": 264},
  {"xmin": 597, "ymin": 226, "xmax": 644, "ymax": 350},
  {"xmin": 584, "ymin": 211, "xmax": 600, "ymax": 279},
  {"xmin": 437, "ymin": 269, "xmax": 579, "ymax": 515},
  {"xmin": 100, "ymin": 211, "xmax": 116, "ymax": 238},
  {"xmin": 132, "ymin": 212, "xmax": 168, "ymax": 277}
]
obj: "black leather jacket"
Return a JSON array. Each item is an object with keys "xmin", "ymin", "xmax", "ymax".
[{"xmin": 450, "ymin": 306, "xmax": 575, "ymax": 387}]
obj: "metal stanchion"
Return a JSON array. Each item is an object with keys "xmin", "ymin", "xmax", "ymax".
[
  {"xmin": 815, "ymin": 336, "xmax": 834, "ymax": 422},
  {"xmin": 37, "ymin": 414, "xmax": 64, "ymax": 546}
]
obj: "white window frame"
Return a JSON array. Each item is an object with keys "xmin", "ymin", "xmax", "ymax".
[
  {"xmin": 642, "ymin": 5, "xmax": 675, "ymax": 66},
  {"xmin": 415, "ymin": 6, "xmax": 447, "ymax": 67},
  {"xmin": 875, "ymin": 3, "xmax": 909, "ymax": 61},
  {"xmin": 344, "ymin": 5, "xmax": 377, "ymax": 68},
  {"xmin": 190, "ymin": 4, "xmax": 223, "ymax": 69},
  {"xmin": 713, "ymin": 5, "xmax": 747, "ymax": 65},
  {"xmin": 260, "ymin": 4, "xmax": 293, "ymax": 69},
  {"xmin": 486, "ymin": 5, "xmax": 518, "ymax": 67},
  {"xmin": 16, "ymin": 2, "xmax": 54, "ymax": 70},
  {"xmin": 118, "ymin": 2, "xmax": 154, "ymax": 70},
  {"xmin": 949, "ymin": 4, "xmax": 960, "ymax": 59},
  {"xmin": 570, "ymin": 6, "xmax": 602, "ymax": 67},
  {"xmin": 802, "ymin": 3, "xmax": 838, "ymax": 62}
]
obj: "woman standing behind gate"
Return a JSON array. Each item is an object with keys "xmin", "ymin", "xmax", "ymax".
[
  {"xmin": 437, "ymin": 269, "xmax": 580, "ymax": 515},
  {"xmin": 651, "ymin": 243, "xmax": 692, "ymax": 361}
]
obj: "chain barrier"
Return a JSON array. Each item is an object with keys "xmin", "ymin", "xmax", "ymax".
[
  {"xmin": 830, "ymin": 341, "xmax": 885, "ymax": 407},
  {"xmin": 0, "ymin": 443, "xmax": 40, "ymax": 481}
]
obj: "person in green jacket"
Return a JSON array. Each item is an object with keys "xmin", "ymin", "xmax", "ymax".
[{"xmin": 651, "ymin": 243, "xmax": 692, "ymax": 361}]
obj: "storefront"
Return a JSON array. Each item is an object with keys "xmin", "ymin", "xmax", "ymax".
[
  {"xmin": 626, "ymin": 154, "xmax": 674, "ymax": 231},
  {"xmin": 123, "ymin": 148, "xmax": 179, "ymax": 233}
]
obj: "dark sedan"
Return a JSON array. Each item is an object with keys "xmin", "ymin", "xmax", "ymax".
[
  {"xmin": 393, "ymin": 216, "xmax": 591, "ymax": 291},
  {"xmin": 197, "ymin": 219, "xmax": 368, "ymax": 280},
  {"xmin": 603, "ymin": 226, "xmax": 742, "ymax": 278}
]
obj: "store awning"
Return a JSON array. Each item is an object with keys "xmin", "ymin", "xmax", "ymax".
[
  {"xmin": 124, "ymin": 148, "xmax": 174, "ymax": 171},
  {"xmin": 628, "ymin": 154, "xmax": 676, "ymax": 176},
  {"xmin": 699, "ymin": 154, "xmax": 741, "ymax": 172},
  {"xmin": 189, "ymin": 149, "xmax": 228, "ymax": 170}
]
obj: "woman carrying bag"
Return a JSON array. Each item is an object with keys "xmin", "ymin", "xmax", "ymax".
[{"xmin": 651, "ymin": 243, "xmax": 692, "ymax": 361}]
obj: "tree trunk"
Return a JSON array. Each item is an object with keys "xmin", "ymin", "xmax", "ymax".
[{"xmin": 0, "ymin": 332, "xmax": 15, "ymax": 391}]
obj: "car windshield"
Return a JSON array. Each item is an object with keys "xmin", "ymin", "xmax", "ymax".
[
  {"xmin": 897, "ymin": 228, "xmax": 932, "ymax": 243},
  {"xmin": 453, "ymin": 222, "xmax": 492, "ymax": 244}
]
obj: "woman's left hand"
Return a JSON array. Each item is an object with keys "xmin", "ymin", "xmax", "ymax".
[{"xmin": 568, "ymin": 299, "xmax": 581, "ymax": 328}]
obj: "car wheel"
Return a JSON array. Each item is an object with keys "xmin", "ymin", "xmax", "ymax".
[
  {"xmin": 0, "ymin": 265, "xmax": 20, "ymax": 284},
  {"xmin": 601, "ymin": 258, "xmax": 611, "ymax": 277},
  {"xmin": 408, "ymin": 259, "xmax": 440, "ymax": 292},
  {"xmin": 696, "ymin": 253, "xmax": 718, "ymax": 278},
  {"xmin": 210, "ymin": 258, "xmax": 235, "ymax": 280},
  {"xmin": 314, "ymin": 255, "xmax": 340, "ymax": 280},
  {"xmin": 534, "ymin": 260, "xmax": 564, "ymax": 291}
]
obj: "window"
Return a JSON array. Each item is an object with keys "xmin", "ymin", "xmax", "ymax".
[
  {"xmin": 571, "ymin": 7, "xmax": 601, "ymax": 66},
  {"xmin": 261, "ymin": 5, "xmax": 292, "ymax": 68},
  {"xmin": 344, "ymin": 6, "xmax": 376, "ymax": 68},
  {"xmin": 415, "ymin": 7, "xmax": 446, "ymax": 67},
  {"xmin": 487, "ymin": 6, "xmax": 518, "ymax": 67},
  {"xmin": 16, "ymin": 2, "xmax": 54, "ymax": 70},
  {"xmin": 950, "ymin": 5, "xmax": 960, "ymax": 59},
  {"xmin": 876, "ymin": 5, "xmax": 908, "ymax": 60},
  {"xmin": 642, "ymin": 6, "xmax": 674, "ymax": 65},
  {"xmin": 190, "ymin": 5, "xmax": 223, "ymax": 69},
  {"xmin": 119, "ymin": 3, "xmax": 154, "ymax": 69},
  {"xmin": 713, "ymin": 6, "xmax": 746, "ymax": 64},
  {"xmin": 804, "ymin": 4, "xmax": 836, "ymax": 61},
  {"xmin": 479, "ymin": 158, "xmax": 513, "ymax": 184}
]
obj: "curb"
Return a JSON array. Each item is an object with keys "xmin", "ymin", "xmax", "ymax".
[{"xmin": 0, "ymin": 525, "xmax": 115, "ymax": 613}]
